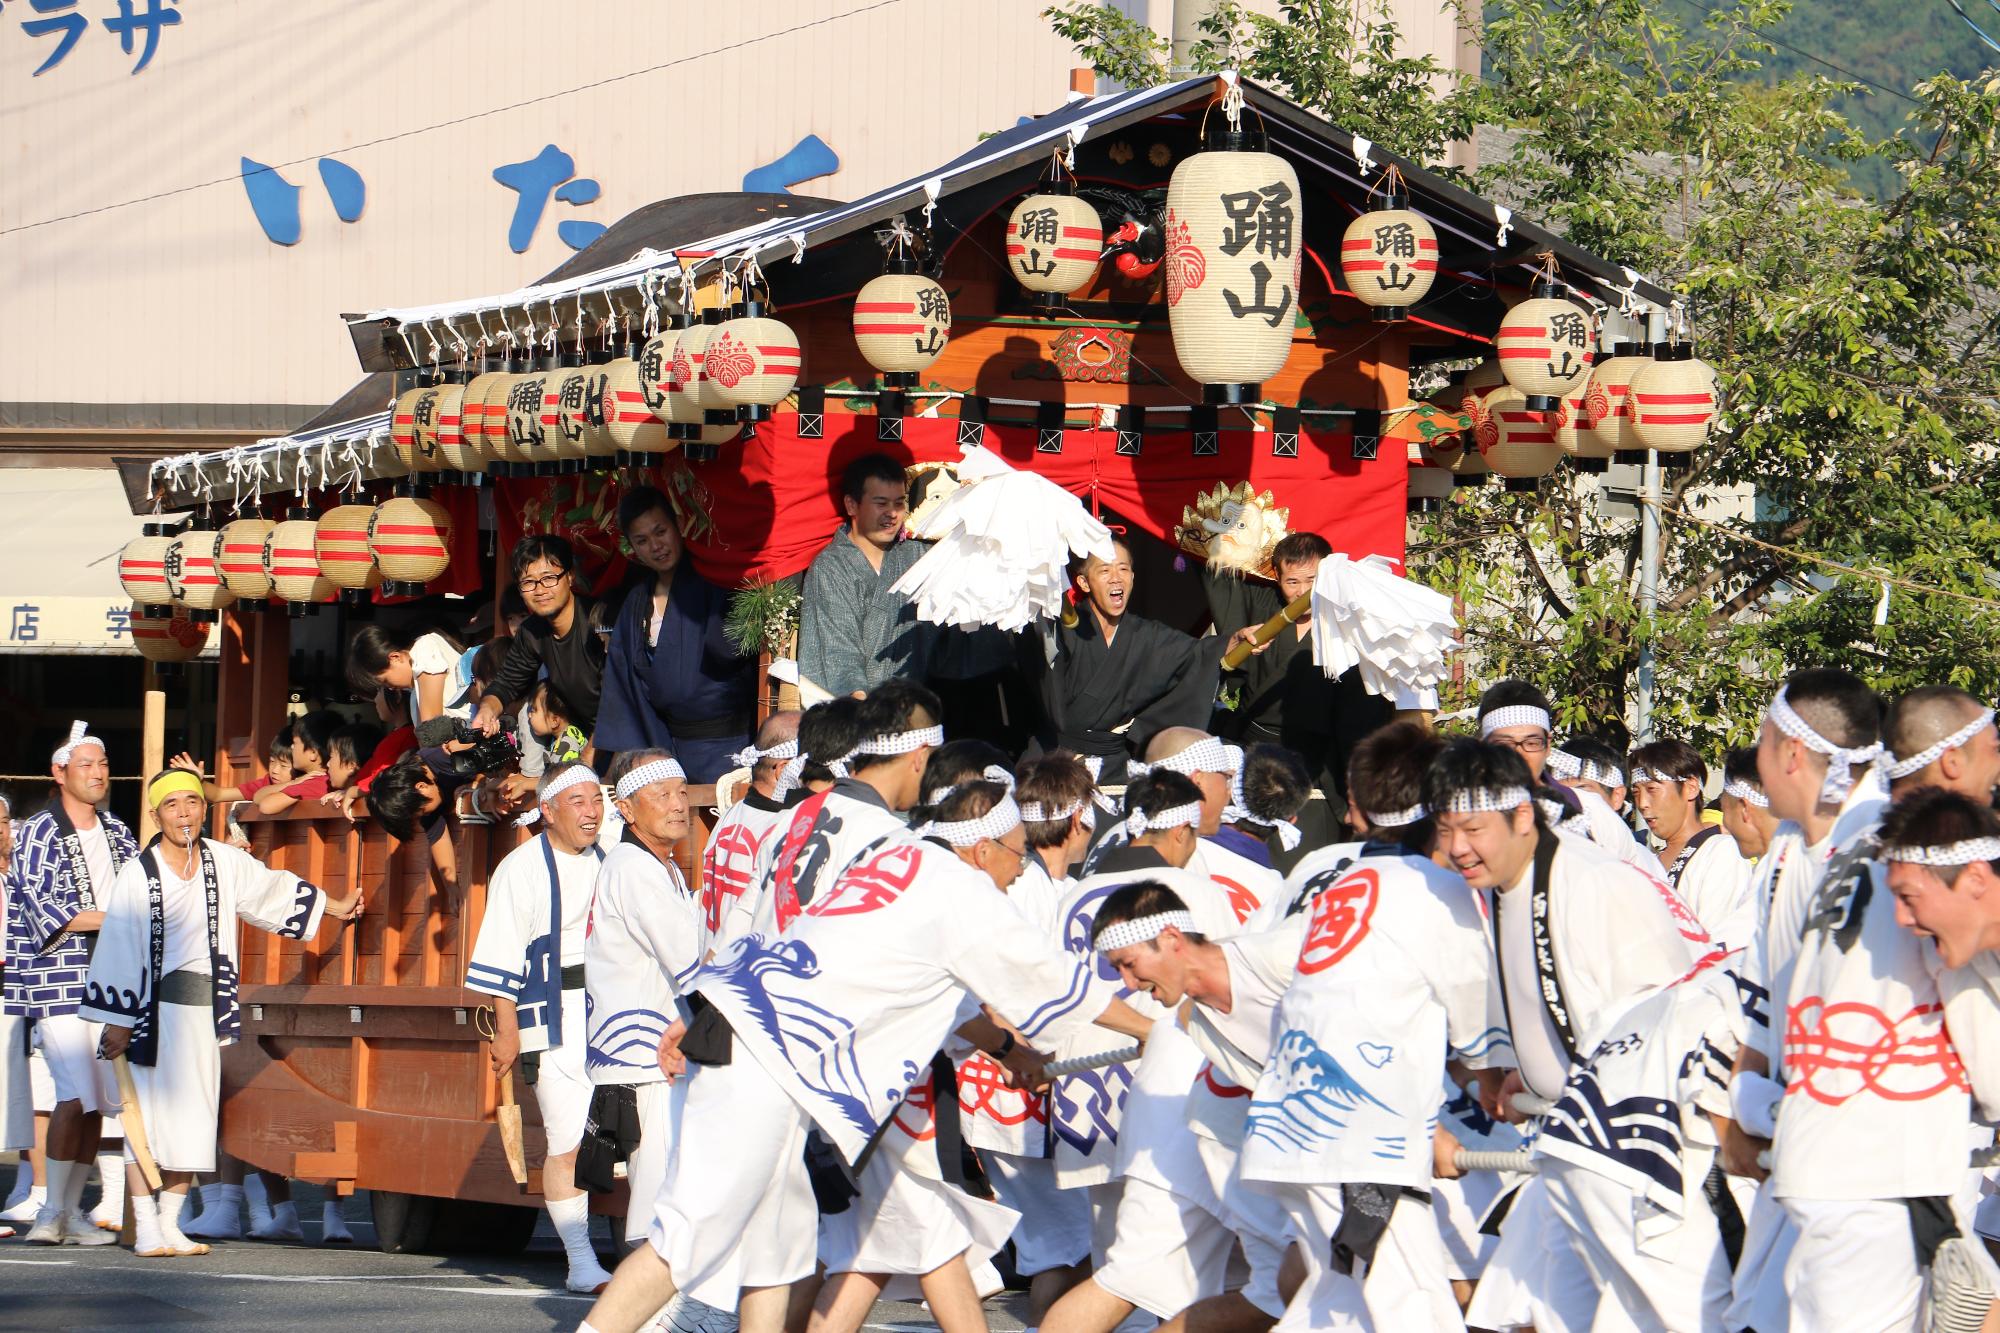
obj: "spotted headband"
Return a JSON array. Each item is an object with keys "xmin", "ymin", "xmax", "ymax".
[
  {"xmin": 853, "ymin": 724, "xmax": 944, "ymax": 757},
  {"xmin": 1480, "ymin": 705, "xmax": 1551, "ymax": 738},
  {"xmin": 1128, "ymin": 736, "xmax": 1240, "ymax": 779},
  {"xmin": 52, "ymin": 720, "xmax": 106, "ymax": 768},
  {"xmin": 730, "ymin": 738, "xmax": 799, "ymax": 769},
  {"xmin": 919, "ymin": 794, "xmax": 1024, "ymax": 848},
  {"xmin": 1722, "ymin": 777, "xmax": 1769, "ymax": 809},
  {"xmin": 1125, "ymin": 800, "xmax": 1202, "ymax": 839},
  {"xmin": 1437, "ymin": 785, "xmax": 1532, "ymax": 814},
  {"xmin": 1630, "ymin": 767, "xmax": 1690, "ymax": 788},
  {"xmin": 1365, "ymin": 802, "xmax": 1429, "ymax": 828},
  {"xmin": 774, "ymin": 753, "xmax": 807, "ymax": 794},
  {"xmin": 926, "ymin": 765, "xmax": 1015, "ymax": 806},
  {"xmin": 1884, "ymin": 708, "xmax": 1996, "ymax": 782},
  {"xmin": 1223, "ymin": 768, "xmax": 1302, "ymax": 850},
  {"xmin": 541, "ymin": 764, "xmax": 602, "ymax": 804},
  {"xmin": 1767, "ymin": 687, "xmax": 1882, "ymax": 806},
  {"xmin": 1020, "ymin": 795, "xmax": 1087, "ymax": 824},
  {"xmin": 615, "ymin": 758, "xmax": 686, "ymax": 801},
  {"xmin": 1094, "ymin": 910, "xmax": 1196, "ymax": 953},
  {"xmin": 1548, "ymin": 749, "xmax": 1622, "ymax": 787},
  {"xmin": 1884, "ymin": 837, "xmax": 2000, "ymax": 868}
]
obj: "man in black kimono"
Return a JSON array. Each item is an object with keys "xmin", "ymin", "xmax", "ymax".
[
  {"xmin": 1205, "ymin": 531, "xmax": 1390, "ymax": 827},
  {"xmin": 1026, "ymin": 538, "xmax": 1223, "ymax": 784}
]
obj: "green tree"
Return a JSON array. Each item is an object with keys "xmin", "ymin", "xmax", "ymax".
[{"xmin": 1047, "ymin": 0, "xmax": 2000, "ymax": 749}]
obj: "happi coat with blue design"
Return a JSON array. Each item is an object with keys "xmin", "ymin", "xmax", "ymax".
[
  {"xmin": 4, "ymin": 807, "xmax": 139, "ymax": 1018},
  {"xmin": 585, "ymin": 827, "xmax": 702, "ymax": 1084}
]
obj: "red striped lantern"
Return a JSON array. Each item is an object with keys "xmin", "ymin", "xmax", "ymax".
[
  {"xmin": 1583, "ymin": 342, "xmax": 1650, "ymax": 463},
  {"xmin": 1481, "ymin": 384, "xmax": 1564, "ymax": 490},
  {"xmin": 163, "ymin": 523, "xmax": 233, "ymax": 620},
  {"xmin": 543, "ymin": 351, "xmax": 591, "ymax": 471},
  {"xmin": 610, "ymin": 339, "xmax": 673, "ymax": 465},
  {"xmin": 507, "ymin": 356, "xmax": 560, "ymax": 475},
  {"xmin": 430, "ymin": 367, "xmax": 472, "ymax": 478},
  {"xmin": 854, "ymin": 266, "xmax": 950, "ymax": 385},
  {"xmin": 368, "ymin": 495, "xmax": 452, "ymax": 598},
  {"xmin": 389, "ymin": 370, "xmax": 439, "ymax": 473},
  {"xmin": 562, "ymin": 353, "xmax": 617, "ymax": 469},
  {"xmin": 131, "ymin": 604, "xmax": 210, "ymax": 671},
  {"xmin": 709, "ymin": 299, "xmax": 802, "ymax": 424},
  {"xmin": 456, "ymin": 357, "xmax": 505, "ymax": 474},
  {"xmin": 1006, "ymin": 190, "xmax": 1103, "ymax": 309},
  {"xmin": 118, "ymin": 523, "xmax": 176, "ymax": 613},
  {"xmin": 1628, "ymin": 345, "xmax": 1717, "ymax": 464},
  {"xmin": 315, "ymin": 503, "xmax": 382, "ymax": 603},
  {"xmin": 262, "ymin": 511, "xmax": 336, "ymax": 616},
  {"xmin": 1497, "ymin": 279, "xmax": 1595, "ymax": 410},
  {"xmin": 1340, "ymin": 194, "xmax": 1438, "ymax": 322},
  {"xmin": 1456, "ymin": 360, "xmax": 1507, "ymax": 440},
  {"xmin": 681, "ymin": 314, "xmax": 735, "ymax": 425},
  {"xmin": 1547, "ymin": 390, "xmax": 1606, "ymax": 472},
  {"xmin": 217, "ymin": 518, "xmax": 276, "ymax": 603},
  {"xmin": 477, "ymin": 357, "xmax": 525, "ymax": 474}
]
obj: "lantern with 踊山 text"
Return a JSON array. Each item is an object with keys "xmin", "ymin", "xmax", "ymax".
[
  {"xmin": 854, "ymin": 258, "xmax": 950, "ymax": 385},
  {"xmin": 405, "ymin": 376, "xmax": 446, "ymax": 475},
  {"xmin": 1628, "ymin": 344, "xmax": 1717, "ymax": 465},
  {"xmin": 566, "ymin": 351, "xmax": 617, "ymax": 469},
  {"xmin": 163, "ymin": 522, "xmax": 233, "ymax": 620},
  {"xmin": 1340, "ymin": 192, "xmax": 1438, "ymax": 322},
  {"xmin": 1164, "ymin": 125, "xmax": 1301, "ymax": 404},
  {"xmin": 610, "ymin": 338, "xmax": 673, "ymax": 465},
  {"xmin": 119, "ymin": 523, "xmax": 177, "ymax": 613},
  {"xmin": 1497, "ymin": 279, "xmax": 1594, "ymax": 411},
  {"xmin": 217, "ymin": 518, "xmax": 276, "ymax": 603},
  {"xmin": 478, "ymin": 356, "xmax": 525, "ymax": 473},
  {"xmin": 543, "ymin": 350, "xmax": 590, "ymax": 471},
  {"xmin": 389, "ymin": 370, "xmax": 437, "ymax": 473},
  {"xmin": 131, "ymin": 604, "xmax": 209, "ymax": 673},
  {"xmin": 1006, "ymin": 189, "xmax": 1103, "ymax": 309},
  {"xmin": 640, "ymin": 325, "xmax": 685, "ymax": 434},
  {"xmin": 315, "ymin": 504, "xmax": 382, "ymax": 603},
  {"xmin": 1481, "ymin": 384, "xmax": 1564, "ymax": 491},
  {"xmin": 369, "ymin": 495, "xmax": 452, "ymax": 598},
  {"xmin": 708, "ymin": 299, "xmax": 802, "ymax": 424},
  {"xmin": 263, "ymin": 511, "xmax": 336, "ymax": 616},
  {"xmin": 1584, "ymin": 342, "xmax": 1650, "ymax": 464},
  {"xmin": 504, "ymin": 359, "xmax": 555, "ymax": 475}
]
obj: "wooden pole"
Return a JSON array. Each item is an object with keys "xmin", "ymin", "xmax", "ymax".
[
  {"xmin": 1221, "ymin": 592, "xmax": 1312, "ymax": 670},
  {"xmin": 139, "ymin": 664, "xmax": 165, "ymax": 844}
]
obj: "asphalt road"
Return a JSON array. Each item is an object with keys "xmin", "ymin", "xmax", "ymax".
[{"xmin": 0, "ymin": 1187, "xmax": 1032, "ymax": 1333}]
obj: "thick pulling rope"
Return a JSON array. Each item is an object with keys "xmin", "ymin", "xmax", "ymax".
[{"xmin": 1045, "ymin": 1044, "xmax": 1143, "ymax": 1078}]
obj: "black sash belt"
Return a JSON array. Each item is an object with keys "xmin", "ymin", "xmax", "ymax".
[
  {"xmin": 560, "ymin": 963, "xmax": 586, "ymax": 991},
  {"xmin": 159, "ymin": 969, "xmax": 215, "ymax": 1007}
]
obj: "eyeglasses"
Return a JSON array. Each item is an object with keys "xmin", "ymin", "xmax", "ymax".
[
  {"xmin": 517, "ymin": 571, "xmax": 570, "ymax": 592},
  {"xmin": 1492, "ymin": 734, "xmax": 1551, "ymax": 754},
  {"xmin": 993, "ymin": 839, "xmax": 1028, "ymax": 860}
]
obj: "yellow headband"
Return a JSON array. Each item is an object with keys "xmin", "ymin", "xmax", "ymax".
[{"xmin": 148, "ymin": 768, "xmax": 205, "ymax": 810}]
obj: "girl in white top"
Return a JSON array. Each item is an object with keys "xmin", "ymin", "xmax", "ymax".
[{"xmin": 346, "ymin": 623, "xmax": 473, "ymax": 731}]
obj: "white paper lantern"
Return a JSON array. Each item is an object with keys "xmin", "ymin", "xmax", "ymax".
[
  {"xmin": 1340, "ymin": 194, "xmax": 1438, "ymax": 321},
  {"xmin": 1497, "ymin": 279, "xmax": 1595, "ymax": 410}
]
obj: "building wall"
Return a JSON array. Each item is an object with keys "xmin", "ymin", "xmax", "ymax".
[{"xmin": 0, "ymin": 0, "xmax": 1475, "ymax": 426}]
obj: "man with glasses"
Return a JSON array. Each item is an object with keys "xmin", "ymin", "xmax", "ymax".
[{"xmin": 471, "ymin": 535, "xmax": 612, "ymax": 764}]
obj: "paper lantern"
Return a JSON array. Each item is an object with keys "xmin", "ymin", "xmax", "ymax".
[
  {"xmin": 1407, "ymin": 460, "xmax": 1455, "ymax": 513},
  {"xmin": 505, "ymin": 360, "xmax": 556, "ymax": 475},
  {"xmin": 315, "ymin": 503, "xmax": 382, "ymax": 602},
  {"xmin": 1451, "ymin": 444, "xmax": 1491, "ymax": 488},
  {"xmin": 1497, "ymin": 279, "xmax": 1594, "ymax": 410},
  {"xmin": 1583, "ymin": 342, "xmax": 1650, "ymax": 463},
  {"xmin": 217, "ymin": 518, "xmax": 276, "ymax": 603},
  {"xmin": 1481, "ymin": 384, "xmax": 1564, "ymax": 491},
  {"xmin": 389, "ymin": 370, "xmax": 441, "ymax": 473},
  {"xmin": 429, "ymin": 367, "xmax": 471, "ymax": 479},
  {"xmin": 1005, "ymin": 190, "xmax": 1103, "ymax": 308},
  {"xmin": 681, "ymin": 314, "xmax": 737, "ymax": 426},
  {"xmin": 369, "ymin": 495, "xmax": 452, "ymax": 597},
  {"xmin": 1628, "ymin": 345, "xmax": 1717, "ymax": 462},
  {"xmin": 406, "ymin": 376, "xmax": 447, "ymax": 475},
  {"xmin": 1340, "ymin": 195, "xmax": 1438, "ymax": 321},
  {"xmin": 708, "ymin": 301, "xmax": 802, "ymax": 423},
  {"xmin": 1457, "ymin": 360, "xmax": 1507, "ymax": 440},
  {"xmin": 854, "ymin": 264, "xmax": 950, "ymax": 385},
  {"xmin": 456, "ymin": 358, "xmax": 505, "ymax": 475},
  {"xmin": 609, "ymin": 340, "xmax": 673, "ymax": 465},
  {"xmin": 163, "ymin": 523, "xmax": 233, "ymax": 619},
  {"xmin": 476, "ymin": 358, "xmax": 524, "ymax": 474},
  {"xmin": 263, "ymin": 511, "xmax": 336, "ymax": 616},
  {"xmin": 131, "ymin": 604, "xmax": 209, "ymax": 671},
  {"xmin": 543, "ymin": 352, "xmax": 591, "ymax": 471},
  {"xmin": 562, "ymin": 352, "xmax": 617, "ymax": 469},
  {"xmin": 1164, "ymin": 135, "xmax": 1301, "ymax": 404},
  {"xmin": 118, "ymin": 523, "xmax": 176, "ymax": 612}
]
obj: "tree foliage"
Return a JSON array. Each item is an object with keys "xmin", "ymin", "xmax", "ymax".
[{"xmin": 1047, "ymin": 0, "xmax": 2000, "ymax": 749}]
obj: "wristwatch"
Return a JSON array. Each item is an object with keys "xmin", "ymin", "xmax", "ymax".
[{"xmin": 990, "ymin": 1030, "xmax": 1016, "ymax": 1061}]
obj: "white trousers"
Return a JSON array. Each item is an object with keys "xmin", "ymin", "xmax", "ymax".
[
  {"xmin": 623, "ymin": 1080, "xmax": 680, "ymax": 1248},
  {"xmin": 1273, "ymin": 1184, "xmax": 1465, "ymax": 1333},
  {"xmin": 821, "ymin": 1142, "xmax": 1020, "ymax": 1279},
  {"xmin": 987, "ymin": 1150, "xmax": 1091, "ymax": 1276},
  {"xmin": 1431, "ymin": 1170, "xmax": 1505, "ymax": 1280},
  {"xmin": 1463, "ymin": 1174, "xmax": 1600, "ymax": 1333},
  {"xmin": 1779, "ymin": 1194, "xmax": 1999, "ymax": 1333},
  {"xmin": 531, "ymin": 990, "xmax": 592, "ymax": 1157},
  {"xmin": 0, "ymin": 1014, "xmax": 33, "ymax": 1150},
  {"xmin": 1542, "ymin": 1158, "xmax": 1728, "ymax": 1333},
  {"xmin": 36, "ymin": 1013, "xmax": 120, "ymax": 1117},
  {"xmin": 127, "ymin": 1000, "xmax": 222, "ymax": 1174}
]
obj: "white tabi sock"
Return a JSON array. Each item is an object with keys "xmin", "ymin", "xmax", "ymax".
[
  {"xmin": 60, "ymin": 1157, "xmax": 90, "ymax": 1216},
  {"xmin": 40, "ymin": 1160, "xmax": 72, "ymax": 1224},
  {"xmin": 155, "ymin": 1190, "xmax": 195, "ymax": 1247},
  {"xmin": 92, "ymin": 1150, "xmax": 126, "ymax": 1220},
  {"xmin": 547, "ymin": 1193, "xmax": 610, "ymax": 1287},
  {"xmin": 131, "ymin": 1193, "xmax": 164, "ymax": 1254}
]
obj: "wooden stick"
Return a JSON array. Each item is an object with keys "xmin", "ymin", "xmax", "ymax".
[
  {"xmin": 1221, "ymin": 593, "xmax": 1313, "ymax": 670},
  {"xmin": 112, "ymin": 1056, "xmax": 163, "ymax": 1192},
  {"xmin": 496, "ymin": 1074, "xmax": 527, "ymax": 1186}
]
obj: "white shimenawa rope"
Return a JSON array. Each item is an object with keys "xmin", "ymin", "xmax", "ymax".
[
  {"xmin": 1127, "ymin": 736, "xmax": 1240, "ymax": 779},
  {"xmin": 52, "ymin": 720, "xmax": 105, "ymax": 767},
  {"xmin": 1365, "ymin": 803, "xmax": 1428, "ymax": 828},
  {"xmin": 541, "ymin": 764, "xmax": 601, "ymax": 803},
  {"xmin": 1767, "ymin": 686, "xmax": 1883, "ymax": 805},
  {"xmin": 1094, "ymin": 910, "xmax": 1196, "ymax": 953},
  {"xmin": 730, "ymin": 738, "xmax": 799, "ymax": 770},
  {"xmin": 919, "ymin": 794, "xmax": 1024, "ymax": 848},
  {"xmin": 1884, "ymin": 708, "xmax": 1995, "ymax": 781},
  {"xmin": 1722, "ymin": 777, "xmax": 1769, "ymax": 809},
  {"xmin": 1438, "ymin": 785, "xmax": 1532, "ymax": 814},
  {"xmin": 852, "ymin": 724, "xmax": 944, "ymax": 757},
  {"xmin": 1480, "ymin": 705, "xmax": 1551, "ymax": 738},
  {"xmin": 1884, "ymin": 837, "xmax": 2000, "ymax": 868},
  {"xmin": 1223, "ymin": 767, "xmax": 1302, "ymax": 850},
  {"xmin": 615, "ymin": 758, "xmax": 686, "ymax": 801},
  {"xmin": 1125, "ymin": 801, "xmax": 1201, "ymax": 839}
]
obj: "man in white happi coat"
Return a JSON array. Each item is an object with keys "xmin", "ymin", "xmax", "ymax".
[
  {"xmin": 697, "ymin": 712, "xmax": 799, "ymax": 959},
  {"xmin": 1631, "ymin": 738, "xmax": 1758, "ymax": 951},
  {"xmin": 1545, "ymin": 735, "xmax": 1631, "ymax": 815},
  {"xmin": 576, "ymin": 786, "xmax": 1152, "ymax": 1333},
  {"xmin": 467, "ymin": 761, "xmax": 614, "ymax": 1293},
  {"xmin": 5, "ymin": 722, "xmax": 137, "ymax": 1246},
  {"xmin": 1717, "ymin": 746, "xmax": 1782, "ymax": 863},
  {"xmin": 585, "ymin": 751, "xmax": 699, "ymax": 1250},
  {"xmin": 85, "ymin": 767, "xmax": 360, "ymax": 1257},
  {"xmin": 1425, "ymin": 739, "xmax": 1705, "ymax": 1333}
]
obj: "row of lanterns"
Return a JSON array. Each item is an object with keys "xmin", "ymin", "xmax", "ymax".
[{"xmin": 118, "ymin": 496, "xmax": 455, "ymax": 665}]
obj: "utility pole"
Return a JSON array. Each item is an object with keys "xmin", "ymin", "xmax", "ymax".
[
  {"xmin": 1171, "ymin": 0, "xmax": 1211, "ymax": 74},
  {"xmin": 1634, "ymin": 304, "xmax": 1667, "ymax": 745}
]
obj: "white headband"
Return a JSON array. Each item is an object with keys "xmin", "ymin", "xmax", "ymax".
[
  {"xmin": 1128, "ymin": 736, "xmax": 1240, "ymax": 779},
  {"xmin": 774, "ymin": 753, "xmax": 807, "ymax": 794},
  {"xmin": 1223, "ymin": 767, "xmax": 1302, "ymax": 850},
  {"xmin": 1768, "ymin": 686, "xmax": 1883, "ymax": 805},
  {"xmin": 926, "ymin": 765, "xmax": 1015, "ymax": 805},
  {"xmin": 1886, "ymin": 837, "xmax": 2000, "ymax": 867},
  {"xmin": 1438, "ymin": 785, "xmax": 1532, "ymax": 814},
  {"xmin": 731, "ymin": 738, "xmax": 799, "ymax": 769},
  {"xmin": 1885, "ymin": 709, "xmax": 1996, "ymax": 781},
  {"xmin": 52, "ymin": 720, "xmax": 106, "ymax": 767},
  {"xmin": 1365, "ymin": 802, "xmax": 1428, "ymax": 828},
  {"xmin": 1020, "ymin": 795, "xmax": 1086, "ymax": 823},
  {"xmin": 1629, "ymin": 766, "xmax": 1689, "ymax": 788},
  {"xmin": 1722, "ymin": 777, "xmax": 1769, "ymax": 809},
  {"xmin": 852, "ymin": 724, "xmax": 944, "ymax": 757},
  {"xmin": 1481, "ymin": 705, "xmax": 1551, "ymax": 738},
  {"xmin": 541, "ymin": 765, "xmax": 602, "ymax": 804},
  {"xmin": 1094, "ymin": 910, "xmax": 1196, "ymax": 953},
  {"xmin": 615, "ymin": 758, "xmax": 686, "ymax": 801},
  {"xmin": 1547, "ymin": 749, "xmax": 1624, "ymax": 787},
  {"xmin": 1125, "ymin": 800, "xmax": 1202, "ymax": 839},
  {"xmin": 919, "ymin": 794, "xmax": 1024, "ymax": 847}
]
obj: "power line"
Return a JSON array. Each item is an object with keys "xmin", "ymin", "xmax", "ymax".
[
  {"xmin": 1666, "ymin": 0, "xmax": 1923, "ymax": 106},
  {"xmin": 0, "ymin": 0, "xmax": 912, "ymax": 238}
]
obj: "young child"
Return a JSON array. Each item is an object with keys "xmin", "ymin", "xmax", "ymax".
[
  {"xmin": 253, "ymin": 712, "xmax": 342, "ymax": 814},
  {"xmin": 347, "ymin": 625, "xmax": 472, "ymax": 733},
  {"xmin": 175, "ymin": 728, "xmax": 293, "ymax": 805}
]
